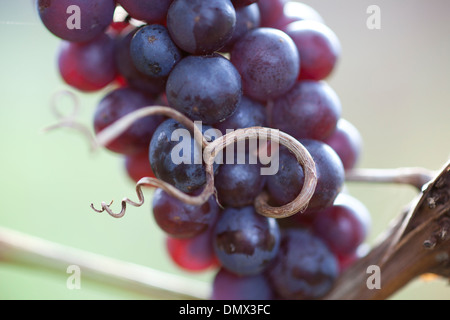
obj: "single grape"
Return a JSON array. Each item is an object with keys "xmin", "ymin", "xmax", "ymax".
[
  {"xmin": 124, "ymin": 149, "xmax": 156, "ymax": 183},
  {"xmin": 213, "ymin": 96, "xmax": 266, "ymax": 135},
  {"xmin": 57, "ymin": 33, "xmax": 116, "ymax": 92},
  {"xmin": 37, "ymin": 0, "xmax": 115, "ymax": 42},
  {"xmin": 267, "ymin": 229, "xmax": 339, "ymax": 300},
  {"xmin": 271, "ymin": 2, "xmax": 325, "ymax": 31},
  {"xmin": 286, "ymin": 20, "xmax": 341, "ymax": 80},
  {"xmin": 324, "ymin": 119, "xmax": 363, "ymax": 171},
  {"xmin": 93, "ymin": 87, "xmax": 164, "ymax": 155},
  {"xmin": 152, "ymin": 188, "xmax": 219, "ymax": 238},
  {"xmin": 271, "ymin": 80, "xmax": 341, "ymax": 141},
  {"xmin": 130, "ymin": 25, "xmax": 182, "ymax": 79},
  {"xmin": 166, "ymin": 55, "xmax": 242, "ymax": 124},
  {"xmin": 213, "ymin": 206, "xmax": 280, "ymax": 276},
  {"xmin": 231, "ymin": 27, "xmax": 299, "ymax": 101},
  {"xmin": 221, "ymin": 3, "xmax": 261, "ymax": 53},
  {"xmin": 166, "ymin": 229, "xmax": 219, "ymax": 272},
  {"xmin": 215, "ymin": 150, "xmax": 266, "ymax": 207},
  {"xmin": 167, "ymin": 0, "xmax": 236, "ymax": 55},
  {"xmin": 114, "ymin": 28, "xmax": 167, "ymax": 96},
  {"xmin": 149, "ymin": 119, "xmax": 219, "ymax": 193},
  {"xmin": 116, "ymin": 0, "xmax": 173, "ymax": 24},
  {"xmin": 257, "ymin": 0, "xmax": 286, "ymax": 28},
  {"xmin": 211, "ymin": 268, "xmax": 274, "ymax": 300},
  {"xmin": 267, "ymin": 140, "xmax": 344, "ymax": 211},
  {"xmin": 312, "ymin": 193, "xmax": 371, "ymax": 256},
  {"xmin": 302, "ymin": 140, "xmax": 345, "ymax": 210}
]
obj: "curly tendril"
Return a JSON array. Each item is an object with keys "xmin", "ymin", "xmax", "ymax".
[
  {"xmin": 44, "ymin": 92, "xmax": 317, "ymax": 219},
  {"xmin": 43, "ymin": 90, "xmax": 98, "ymax": 150}
]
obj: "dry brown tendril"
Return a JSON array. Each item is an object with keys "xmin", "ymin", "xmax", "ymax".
[
  {"xmin": 44, "ymin": 93, "xmax": 317, "ymax": 219},
  {"xmin": 89, "ymin": 105, "xmax": 317, "ymax": 219}
]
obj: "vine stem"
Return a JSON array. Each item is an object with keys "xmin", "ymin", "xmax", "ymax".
[
  {"xmin": 324, "ymin": 160, "xmax": 450, "ymax": 300},
  {"xmin": 0, "ymin": 226, "xmax": 210, "ymax": 300},
  {"xmin": 0, "ymin": 161, "xmax": 447, "ymax": 300},
  {"xmin": 345, "ymin": 167, "xmax": 436, "ymax": 190},
  {"xmin": 90, "ymin": 105, "xmax": 318, "ymax": 219}
]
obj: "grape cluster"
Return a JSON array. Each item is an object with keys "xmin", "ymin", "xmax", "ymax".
[{"xmin": 38, "ymin": 0, "xmax": 371, "ymax": 300}]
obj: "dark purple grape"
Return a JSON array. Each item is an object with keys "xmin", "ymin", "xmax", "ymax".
[
  {"xmin": 149, "ymin": 119, "xmax": 219, "ymax": 193},
  {"xmin": 221, "ymin": 3, "xmax": 260, "ymax": 53},
  {"xmin": 215, "ymin": 150, "xmax": 266, "ymax": 207},
  {"xmin": 114, "ymin": 28, "xmax": 167, "ymax": 96},
  {"xmin": 266, "ymin": 147, "xmax": 304, "ymax": 207},
  {"xmin": 211, "ymin": 268, "xmax": 274, "ymax": 300},
  {"xmin": 286, "ymin": 20, "xmax": 341, "ymax": 80},
  {"xmin": 312, "ymin": 193, "xmax": 371, "ymax": 256},
  {"xmin": 267, "ymin": 140, "xmax": 344, "ymax": 211},
  {"xmin": 324, "ymin": 119, "xmax": 363, "ymax": 171},
  {"xmin": 231, "ymin": 0, "xmax": 259, "ymax": 8},
  {"xmin": 37, "ymin": 0, "xmax": 115, "ymax": 42},
  {"xmin": 214, "ymin": 96, "xmax": 266, "ymax": 135},
  {"xmin": 130, "ymin": 25, "xmax": 182, "ymax": 79},
  {"xmin": 267, "ymin": 229, "xmax": 339, "ymax": 299},
  {"xmin": 213, "ymin": 206, "xmax": 280, "ymax": 276},
  {"xmin": 93, "ymin": 87, "xmax": 164, "ymax": 155},
  {"xmin": 152, "ymin": 188, "xmax": 219, "ymax": 238},
  {"xmin": 231, "ymin": 27, "xmax": 299, "ymax": 101},
  {"xmin": 117, "ymin": 0, "xmax": 173, "ymax": 24},
  {"xmin": 257, "ymin": 0, "xmax": 286, "ymax": 28},
  {"xmin": 271, "ymin": 2, "xmax": 325, "ymax": 31},
  {"xmin": 166, "ymin": 55, "xmax": 242, "ymax": 124},
  {"xmin": 58, "ymin": 33, "xmax": 116, "ymax": 92},
  {"xmin": 167, "ymin": 0, "xmax": 236, "ymax": 55},
  {"xmin": 271, "ymin": 80, "xmax": 341, "ymax": 141}
]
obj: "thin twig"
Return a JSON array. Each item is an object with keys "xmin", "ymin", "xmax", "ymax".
[
  {"xmin": 0, "ymin": 227, "xmax": 210, "ymax": 300},
  {"xmin": 90, "ymin": 107, "xmax": 318, "ymax": 219},
  {"xmin": 345, "ymin": 167, "xmax": 436, "ymax": 190}
]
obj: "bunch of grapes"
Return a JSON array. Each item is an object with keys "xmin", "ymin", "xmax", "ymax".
[{"xmin": 38, "ymin": 0, "xmax": 372, "ymax": 300}]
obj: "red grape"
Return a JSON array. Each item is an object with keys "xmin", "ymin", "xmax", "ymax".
[
  {"xmin": 166, "ymin": 231, "xmax": 219, "ymax": 272},
  {"xmin": 312, "ymin": 193, "xmax": 372, "ymax": 256},
  {"xmin": 286, "ymin": 20, "xmax": 341, "ymax": 81},
  {"xmin": 324, "ymin": 119, "xmax": 363, "ymax": 171},
  {"xmin": 58, "ymin": 34, "xmax": 116, "ymax": 92}
]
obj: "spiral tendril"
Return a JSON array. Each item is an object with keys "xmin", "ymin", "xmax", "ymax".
[{"xmin": 44, "ymin": 91, "xmax": 317, "ymax": 219}]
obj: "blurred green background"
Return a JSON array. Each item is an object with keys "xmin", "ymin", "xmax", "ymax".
[{"xmin": 0, "ymin": 0, "xmax": 449, "ymax": 300}]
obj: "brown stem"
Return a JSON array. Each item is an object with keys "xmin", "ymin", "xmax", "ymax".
[
  {"xmin": 345, "ymin": 167, "xmax": 435, "ymax": 190},
  {"xmin": 0, "ymin": 227, "xmax": 210, "ymax": 299},
  {"xmin": 324, "ymin": 160, "xmax": 450, "ymax": 300}
]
